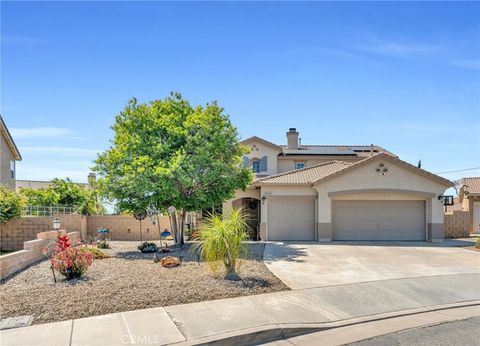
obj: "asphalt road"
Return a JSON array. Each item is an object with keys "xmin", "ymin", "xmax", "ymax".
[{"xmin": 347, "ymin": 317, "xmax": 480, "ymax": 346}]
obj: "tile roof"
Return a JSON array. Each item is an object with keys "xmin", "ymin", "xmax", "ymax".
[
  {"xmin": 254, "ymin": 161, "xmax": 352, "ymax": 185},
  {"xmin": 463, "ymin": 177, "xmax": 480, "ymax": 196}
]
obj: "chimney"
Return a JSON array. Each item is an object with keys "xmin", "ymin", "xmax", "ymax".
[
  {"xmin": 370, "ymin": 144, "xmax": 374, "ymax": 156},
  {"xmin": 286, "ymin": 128, "xmax": 299, "ymax": 150},
  {"xmin": 87, "ymin": 172, "xmax": 97, "ymax": 187}
]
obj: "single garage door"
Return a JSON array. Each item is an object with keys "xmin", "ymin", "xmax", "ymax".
[
  {"xmin": 332, "ymin": 200, "xmax": 425, "ymax": 241},
  {"xmin": 268, "ymin": 196, "xmax": 315, "ymax": 241}
]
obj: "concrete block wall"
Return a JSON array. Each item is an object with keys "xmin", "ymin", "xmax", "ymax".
[
  {"xmin": 0, "ymin": 230, "xmax": 81, "ymax": 279},
  {"xmin": 444, "ymin": 211, "xmax": 471, "ymax": 238},
  {"xmin": 86, "ymin": 215, "xmax": 171, "ymax": 241},
  {"xmin": 0, "ymin": 215, "xmax": 84, "ymax": 251}
]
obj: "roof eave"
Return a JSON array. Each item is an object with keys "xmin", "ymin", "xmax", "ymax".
[{"xmin": 0, "ymin": 115, "xmax": 22, "ymax": 160}]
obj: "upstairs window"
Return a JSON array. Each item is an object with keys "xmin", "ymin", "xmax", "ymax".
[
  {"xmin": 252, "ymin": 160, "xmax": 260, "ymax": 173},
  {"xmin": 10, "ymin": 160, "xmax": 15, "ymax": 179},
  {"xmin": 295, "ymin": 162, "xmax": 305, "ymax": 169}
]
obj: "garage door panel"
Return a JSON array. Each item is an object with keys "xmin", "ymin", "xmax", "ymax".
[
  {"xmin": 333, "ymin": 200, "xmax": 425, "ymax": 241},
  {"xmin": 268, "ymin": 197, "xmax": 315, "ymax": 241}
]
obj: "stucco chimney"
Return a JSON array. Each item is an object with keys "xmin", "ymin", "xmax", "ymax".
[{"xmin": 286, "ymin": 128, "xmax": 299, "ymax": 150}]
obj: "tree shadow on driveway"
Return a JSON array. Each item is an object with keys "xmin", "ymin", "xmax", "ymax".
[{"xmin": 263, "ymin": 242, "xmax": 310, "ymax": 263}]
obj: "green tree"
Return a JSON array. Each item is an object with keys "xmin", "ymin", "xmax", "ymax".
[
  {"xmin": 0, "ymin": 186, "xmax": 26, "ymax": 223},
  {"xmin": 20, "ymin": 178, "xmax": 103, "ymax": 215},
  {"xmin": 192, "ymin": 208, "xmax": 249, "ymax": 280},
  {"xmin": 94, "ymin": 92, "xmax": 253, "ymax": 245}
]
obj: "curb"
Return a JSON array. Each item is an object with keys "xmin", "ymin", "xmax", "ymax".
[{"xmin": 172, "ymin": 300, "xmax": 480, "ymax": 346}]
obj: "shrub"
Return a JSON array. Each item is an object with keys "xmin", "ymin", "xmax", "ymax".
[
  {"xmin": 79, "ymin": 246, "xmax": 110, "ymax": 259},
  {"xmin": 192, "ymin": 208, "xmax": 249, "ymax": 281},
  {"xmin": 0, "ymin": 187, "xmax": 26, "ymax": 223},
  {"xmin": 138, "ymin": 242, "xmax": 158, "ymax": 253},
  {"xmin": 475, "ymin": 237, "xmax": 480, "ymax": 249},
  {"xmin": 46, "ymin": 235, "xmax": 94, "ymax": 280},
  {"xmin": 95, "ymin": 228, "xmax": 111, "ymax": 248}
]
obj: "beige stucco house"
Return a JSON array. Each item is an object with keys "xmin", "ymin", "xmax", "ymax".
[
  {"xmin": 225, "ymin": 128, "xmax": 453, "ymax": 242},
  {"xmin": 460, "ymin": 177, "xmax": 480, "ymax": 234},
  {"xmin": 0, "ymin": 115, "xmax": 22, "ymax": 190}
]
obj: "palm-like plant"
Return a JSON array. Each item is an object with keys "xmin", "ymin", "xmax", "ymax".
[{"xmin": 193, "ymin": 208, "xmax": 250, "ymax": 280}]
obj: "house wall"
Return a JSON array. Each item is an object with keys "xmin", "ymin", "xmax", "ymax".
[
  {"xmin": 0, "ymin": 133, "xmax": 16, "ymax": 190},
  {"xmin": 313, "ymin": 158, "xmax": 449, "ymax": 241},
  {"xmin": 277, "ymin": 156, "xmax": 363, "ymax": 173},
  {"xmin": 243, "ymin": 141, "xmax": 280, "ymax": 176}
]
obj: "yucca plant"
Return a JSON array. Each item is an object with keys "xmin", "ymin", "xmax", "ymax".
[{"xmin": 193, "ymin": 208, "xmax": 250, "ymax": 281}]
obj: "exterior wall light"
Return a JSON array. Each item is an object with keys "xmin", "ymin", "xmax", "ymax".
[
  {"xmin": 261, "ymin": 195, "xmax": 267, "ymax": 204},
  {"xmin": 53, "ymin": 218, "xmax": 61, "ymax": 230}
]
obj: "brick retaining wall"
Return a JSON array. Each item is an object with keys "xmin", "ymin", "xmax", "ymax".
[
  {"xmin": 0, "ymin": 214, "xmax": 175, "ymax": 251},
  {"xmin": 0, "ymin": 215, "xmax": 84, "ymax": 251}
]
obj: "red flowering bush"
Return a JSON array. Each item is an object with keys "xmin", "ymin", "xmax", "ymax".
[{"xmin": 47, "ymin": 235, "xmax": 94, "ymax": 280}]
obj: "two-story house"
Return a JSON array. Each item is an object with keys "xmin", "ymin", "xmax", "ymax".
[
  {"xmin": 0, "ymin": 115, "xmax": 22, "ymax": 190},
  {"xmin": 224, "ymin": 128, "xmax": 453, "ymax": 243}
]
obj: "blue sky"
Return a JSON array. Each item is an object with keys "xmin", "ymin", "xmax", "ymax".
[{"xmin": 2, "ymin": 1, "xmax": 479, "ymax": 190}]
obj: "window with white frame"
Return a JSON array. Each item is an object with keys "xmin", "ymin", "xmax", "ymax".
[
  {"xmin": 10, "ymin": 160, "xmax": 15, "ymax": 179},
  {"xmin": 295, "ymin": 162, "xmax": 305, "ymax": 169}
]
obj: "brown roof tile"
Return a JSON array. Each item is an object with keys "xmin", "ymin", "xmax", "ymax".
[
  {"xmin": 463, "ymin": 177, "xmax": 480, "ymax": 196},
  {"xmin": 254, "ymin": 161, "xmax": 352, "ymax": 185}
]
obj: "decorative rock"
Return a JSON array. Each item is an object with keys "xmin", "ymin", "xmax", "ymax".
[{"xmin": 160, "ymin": 256, "xmax": 180, "ymax": 268}]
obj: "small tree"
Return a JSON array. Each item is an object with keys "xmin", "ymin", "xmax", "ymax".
[
  {"xmin": 20, "ymin": 178, "xmax": 104, "ymax": 215},
  {"xmin": 193, "ymin": 208, "xmax": 249, "ymax": 280},
  {"xmin": 0, "ymin": 186, "xmax": 26, "ymax": 223},
  {"xmin": 94, "ymin": 93, "xmax": 253, "ymax": 245}
]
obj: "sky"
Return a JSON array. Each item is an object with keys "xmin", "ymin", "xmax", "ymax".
[{"xmin": 1, "ymin": 1, "xmax": 479, "ymax": 193}]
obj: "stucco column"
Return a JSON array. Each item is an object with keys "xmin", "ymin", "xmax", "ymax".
[
  {"xmin": 317, "ymin": 193, "xmax": 332, "ymax": 241},
  {"xmin": 427, "ymin": 197, "xmax": 445, "ymax": 242}
]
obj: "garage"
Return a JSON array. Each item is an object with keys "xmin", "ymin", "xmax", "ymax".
[
  {"xmin": 268, "ymin": 196, "xmax": 315, "ymax": 241},
  {"xmin": 332, "ymin": 200, "xmax": 426, "ymax": 241}
]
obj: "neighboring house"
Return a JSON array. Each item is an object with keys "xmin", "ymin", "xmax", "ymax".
[
  {"xmin": 16, "ymin": 173, "xmax": 96, "ymax": 192},
  {"xmin": 460, "ymin": 177, "xmax": 480, "ymax": 234},
  {"xmin": 0, "ymin": 115, "xmax": 22, "ymax": 190},
  {"xmin": 224, "ymin": 128, "xmax": 453, "ymax": 242}
]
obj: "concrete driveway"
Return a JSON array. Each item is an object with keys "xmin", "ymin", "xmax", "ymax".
[{"xmin": 263, "ymin": 240, "xmax": 480, "ymax": 289}]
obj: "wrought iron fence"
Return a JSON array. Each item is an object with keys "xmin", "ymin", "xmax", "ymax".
[{"xmin": 22, "ymin": 205, "xmax": 78, "ymax": 217}]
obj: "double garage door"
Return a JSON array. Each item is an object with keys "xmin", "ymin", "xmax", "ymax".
[
  {"xmin": 267, "ymin": 197, "xmax": 426, "ymax": 241},
  {"xmin": 332, "ymin": 200, "xmax": 426, "ymax": 241}
]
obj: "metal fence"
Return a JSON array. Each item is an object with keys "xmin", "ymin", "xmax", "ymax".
[{"xmin": 22, "ymin": 205, "xmax": 78, "ymax": 217}]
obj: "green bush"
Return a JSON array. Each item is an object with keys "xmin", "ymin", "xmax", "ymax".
[
  {"xmin": 475, "ymin": 237, "xmax": 480, "ymax": 249},
  {"xmin": 138, "ymin": 242, "xmax": 158, "ymax": 253},
  {"xmin": 192, "ymin": 208, "xmax": 249, "ymax": 281},
  {"xmin": 79, "ymin": 246, "xmax": 110, "ymax": 259},
  {"xmin": 0, "ymin": 186, "xmax": 26, "ymax": 223}
]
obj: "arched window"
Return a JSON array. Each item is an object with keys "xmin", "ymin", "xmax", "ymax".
[{"xmin": 252, "ymin": 160, "xmax": 260, "ymax": 173}]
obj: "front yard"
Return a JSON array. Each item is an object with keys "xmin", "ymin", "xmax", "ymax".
[{"xmin": 0, "ymin": 241, "xmax": 288, "ymax": 325}]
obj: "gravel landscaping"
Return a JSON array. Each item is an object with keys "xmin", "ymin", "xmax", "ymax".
[{"xmin": 0, "ymin": 241, "xmax": 288, "ymax": 325}]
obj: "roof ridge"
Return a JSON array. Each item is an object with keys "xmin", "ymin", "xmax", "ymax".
[{"xmin": 254, "ymin": 160, "xmax": 351, "ymax": 183}]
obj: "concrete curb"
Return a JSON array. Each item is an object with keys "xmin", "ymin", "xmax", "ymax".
[{"xmin": 172, "ymin": 300, "xmax": 480, "ymax": 346}]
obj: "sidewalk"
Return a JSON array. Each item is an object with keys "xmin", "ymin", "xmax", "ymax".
[{"xmin": 1, "ymin": 273, "xmax": 479, "ymax": 346}]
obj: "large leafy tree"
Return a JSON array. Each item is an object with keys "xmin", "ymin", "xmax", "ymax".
[
  {"xmin": 20, "ymin": 178, "xmax": 103, "ymax": 215},
  {"xmin": 94, "ymin": 92, "xmax": 252, "ymax": 245}
]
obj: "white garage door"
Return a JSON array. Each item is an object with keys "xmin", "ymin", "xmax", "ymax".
[
  {"xmin": 268, "ymin": 197, "xmax": 315, "ymax": 241},
  {"xmin": 333, "ymin": 200, "xmax": 425, "ymax": 241}
]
